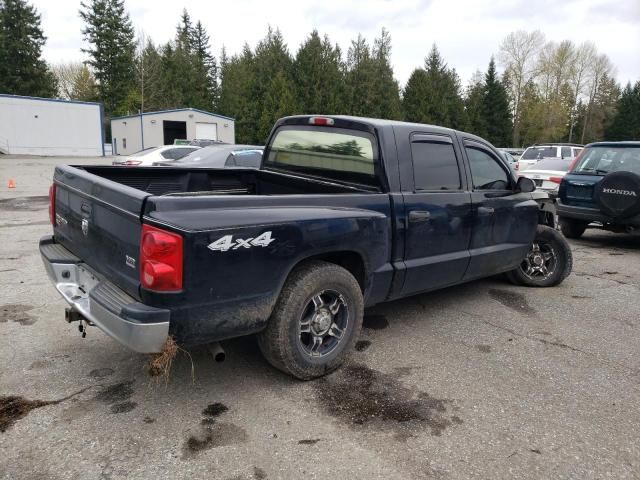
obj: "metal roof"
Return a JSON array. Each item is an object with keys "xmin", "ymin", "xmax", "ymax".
[
  {"xmin": 0, "ymin": 93, "xmax": 102, "ymax": 107},
  {"xmin": 111, "ymin": 108, "xmax": 234, "ymax": 122}
]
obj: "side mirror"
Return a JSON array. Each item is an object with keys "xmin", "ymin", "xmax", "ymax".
[{"xmin": 517, "ymin": 176, "xmax": 536, "ymax": 193}]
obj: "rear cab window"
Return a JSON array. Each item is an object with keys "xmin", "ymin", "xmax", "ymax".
[
  {"xmin": 522, "ymin": 146, "xmax": 557, "ymax": 160},
  {"xmin": 264, "ymin": 125, "xmax": 379, "ymax": 188}
]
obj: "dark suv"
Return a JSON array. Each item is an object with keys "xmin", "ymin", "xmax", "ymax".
[{"xmin": 557, "ymin": 141, "xmax": 640, "ymax": 238}]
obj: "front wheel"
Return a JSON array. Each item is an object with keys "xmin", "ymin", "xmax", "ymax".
[
  {"xmin": 506, "ymin": 225, "xmax": 573, "ymax": 287},
  {"xmin": 257, "ymin": 260, "xmax": 364, "ymax": 380}
]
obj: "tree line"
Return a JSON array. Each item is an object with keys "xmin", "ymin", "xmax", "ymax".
[{"xmin": 1, "ymin": 0, "xmax": 639, "ymax": 146}]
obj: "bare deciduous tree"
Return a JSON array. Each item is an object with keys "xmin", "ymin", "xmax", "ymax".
[{"xmin": 498, "ymin": 30, "xmax": 545, "ymax": 146}]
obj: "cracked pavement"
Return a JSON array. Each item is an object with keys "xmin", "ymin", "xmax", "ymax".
[{"xmin": 1, "ymin": 156, "xmax": 639, "ymax": 479}]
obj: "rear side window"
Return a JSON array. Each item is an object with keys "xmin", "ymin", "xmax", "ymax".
[
  {"xmin": 561, "ymin": 147, "xmax": 572, "ymax": 159},
  {"xmin": 411, "ymin": 140, "xmax": 461, "ymax": 190},
  {"xmin": 466, "ymin": 147, "xmax": 510, "ymax": 190}
]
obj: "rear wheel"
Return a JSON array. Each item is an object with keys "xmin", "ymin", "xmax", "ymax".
[
  {"xmin": 257, "ymin": 261, "xmax": 363, "ymax": 380},
  {"xmin": 559, "ymin": 217, "xmax": 587, "ymax": 239},
  {"xmin": 506, "ymin": 225, "xmax": 572, "ymax": 287}
]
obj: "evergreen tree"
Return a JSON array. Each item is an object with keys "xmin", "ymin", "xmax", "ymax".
[
  {"xmin": 79, "ymin": 0, "xmax": 136, "ymax": 116},
  {"xmin": 479, "ymin": 57, "xmax": 512, "ymax": 146},
  {"xmin": 464, "ymin": 71, "xmax": 486, "ymax": 137},
  {"xmin": 294, "ymin": 30, "xmax": 344, "ymax": 114},
  {"xmin": 191, "ymin": 20, "xmax": 218, "ymax": 108},
  {"xmin": 403, "ymin": 45, "xmax": 466, "ymax": 128},
  {"xmin": 218, "ymin": 44, "xmax": 257, "ymax": 144},
  {"xmin": 0, "ymin": 0, "xmax": 57, "ymax": 97},
  {"xmin": 370, "ymin": 28, "xmax": 402, "ymax": 119},
  {"xmin": 251, "ymin": 28, "xmax": 296, "ymax": 142},
  {"xmin": 606, "ymin": 81, "xmax": 640, "ymax": 141},
  {"xmin": 345, "ymin": 34, "xmax": 375, "ymax": 116}
]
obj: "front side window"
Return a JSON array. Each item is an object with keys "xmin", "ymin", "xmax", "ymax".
[
  {"xmin": 265, "ymin": 126, "xmax": 377, "ymax": 186},
  {"xmin": 466, "ymin": 147, "xmax": 510, "ymax": 190},
  {"xmin": 411, "ymin": 141, "xmax": 460, "ymax": 190}
]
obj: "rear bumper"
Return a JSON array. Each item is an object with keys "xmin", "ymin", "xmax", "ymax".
[
  {"xmin": 556, "ymin": 201, "xmax": 640, "ymax": 226},
  {"xmin": 40, "ymin": 236, "xmax": 169, "ymax": 353}
]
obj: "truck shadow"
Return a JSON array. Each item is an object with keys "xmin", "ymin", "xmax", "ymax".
[{"xmin": 571, "ymin": 230, "xmax": 640, "ymax": 251}]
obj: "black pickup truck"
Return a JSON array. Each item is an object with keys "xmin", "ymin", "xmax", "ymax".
[{"xmin": 41, "ymin": 115, "xmax": 571, "ymax": 379}]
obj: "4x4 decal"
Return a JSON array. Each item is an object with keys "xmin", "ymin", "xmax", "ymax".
[{"xmin": 207, "ymin": 231, "xmax": 275, "ymax": 252}]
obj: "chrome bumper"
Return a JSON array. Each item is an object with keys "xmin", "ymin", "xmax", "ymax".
[{"xmin": 40, "ymin": 236, "xmax": 169, "ymax": 353}]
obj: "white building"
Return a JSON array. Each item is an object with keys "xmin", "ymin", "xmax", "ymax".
[
  {"xmin": 110, "ymin": 108, "xmax": 235, "ymax": 155},
  {"xmin": 0, "ymin": 94, "xmax": 104, "ymax": 156}
]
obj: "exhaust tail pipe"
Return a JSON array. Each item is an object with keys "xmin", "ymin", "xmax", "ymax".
[{"xmin": 208, "ymin": 342, "xmax": 226, "ymax": 363}]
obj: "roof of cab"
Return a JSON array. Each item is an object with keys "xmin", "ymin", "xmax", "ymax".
[{"xmin": 279, "ymin": 114, "xmax": 491, "ymax": 146}]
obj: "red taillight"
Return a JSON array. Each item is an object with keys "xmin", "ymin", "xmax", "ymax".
[
  {"xmin": 568, "ymin": 149, "xmax": 586, "ymax": 172},
  {"xmin": 48, "ymin": 183, "xmax": 56, "ymax": 226},
  {"xmin": 124, "ymin": 160, "xmax": 142, "ymax": 166},
  {"xmin": 549, "ymin": 176, "xmax": 563, "ymax": 184},
  {"xmin": 308, "ymin": 116, "xmax": 334, "ymax": 126},
  {"xmin": 140, "ymin": 224, "xmax": 183, "ymax": 291}
]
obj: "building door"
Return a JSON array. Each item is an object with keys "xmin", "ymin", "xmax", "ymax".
[
  {"xmin": 163, "ymin": 121, "xmax": 187, "ymax": 145},
  {"xmin": 195, "ymin": 122, "xmax": 217, "ymax": 140}
]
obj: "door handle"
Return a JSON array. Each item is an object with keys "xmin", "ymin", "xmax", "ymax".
[
  {"xmin": 408, "ymin": 210, "xmax": 431, "ymax": 223},
  {"xmin": 477, "ymin": 206, "xmax": 495, "ymax": 215}
]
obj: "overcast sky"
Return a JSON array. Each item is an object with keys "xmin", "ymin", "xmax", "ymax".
[{"xmin": 32, "ymin": 0, "xmax": 640, "ymax": 88}]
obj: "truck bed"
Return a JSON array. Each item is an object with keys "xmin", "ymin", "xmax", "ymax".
[{"xmin": 82, "ymin": 165, "xmax": 373, "ymax": 197}]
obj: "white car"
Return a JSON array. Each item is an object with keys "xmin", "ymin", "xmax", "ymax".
[
  {"xmin": 517, "ymin": 144, "xmax": 583, "ymax": 171},
  {"xmin": 112, "ymin": 145, "xmax": 200, "ymax": 166},
  {"xmin": 518, "ymin": 157, "xmax": 572, "ymax": 194}
]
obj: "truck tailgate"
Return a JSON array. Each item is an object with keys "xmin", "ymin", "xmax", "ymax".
[{"xmin": 52, "ymin": 165, "xmax": 150, "ymax": 299}]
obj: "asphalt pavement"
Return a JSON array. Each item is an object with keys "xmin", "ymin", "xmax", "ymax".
[{"xmin": 1, "ymin": 155, "xmax": 639, "ymax": 480}]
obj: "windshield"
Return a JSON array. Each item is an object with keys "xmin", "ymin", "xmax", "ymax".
[
  {"xmin": 521, "ymin": 146, "xmax": 556, "ymax": 160},
  {"xmin": 264, "ymin": 126, "xmax": 378, "ymax": 186},
  {"xmin": 573, "ymin": 146, "xmax": 640, "ymax": 175},
  {"xmin": 531, "ymin": 158, "xmax": 571, "ymax": 172}
]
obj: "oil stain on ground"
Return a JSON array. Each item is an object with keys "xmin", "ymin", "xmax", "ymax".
[
  {"xmin": 0, "ymin": 304, "xmax": 37, "ymax": 325},
  {"xmin": 477, "ymin": 345, "xmax": 492, "ymax": 353},
  {"xmin": 313, "ymin": 363, "xmax": 460, "ymax": 437},
  {"xmin": 363, "ymin": 315, "xmax": 389, "ymax": 330},
  {"xmin": 488, "ymin": 289, "xmax": 536, "ymax": 316},
  {"xmin": 184, "ymin": 402, "xmax": 247, "ymax": 458},
  {"xmin": 1, "ymin": 386, "xmax": 95, "ymax": 432},
  {"xmin": 94, "ymin": 380, "xmax": 137, "ymax": 414},
  {"xmin": 0, "ymin": 396, "xmax": 53, "ymax": 432},
  {"xmin": 355, "ymin": 340, "xmax": 371, "ymax": 352},
  {"xmin": 89, "ymin": 368, "xmax": 114, "ymax": 379},
  {"xmin": 298, "ymin": 438, "xmax": 320, "ymax": 445}
]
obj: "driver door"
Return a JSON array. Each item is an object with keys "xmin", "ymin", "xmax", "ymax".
[{"xmin": 463, "ymin": 140, "xmax": 538, "ymax": 281}]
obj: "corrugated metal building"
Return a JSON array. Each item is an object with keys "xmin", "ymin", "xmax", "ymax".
[
  {"xmin": 110, "ymin": 108, "xmax": 235, "ymax": 155},
  {"xmin": 0, "ymin": 94, "xmax": 104, "ymax": 156}
]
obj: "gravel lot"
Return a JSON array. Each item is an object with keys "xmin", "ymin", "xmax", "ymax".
[{"xmin": 1, "ymin": 155, "xmax": 639, "ymax": 480}]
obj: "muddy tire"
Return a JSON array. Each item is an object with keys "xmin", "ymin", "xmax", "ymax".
[
  {"xmin": 559, "ymin": 217, "xmax": 587, "ymax": 239},
  {"xmin": 257, "ymin": 261, "xmax": 363, "ymax": 380},
  {"xmin": 506, "ymin": 225, "xmax": 573, "ymax": 287}
]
